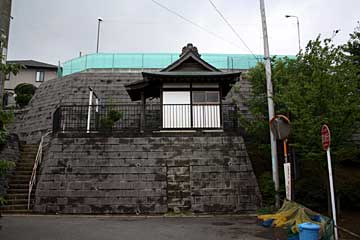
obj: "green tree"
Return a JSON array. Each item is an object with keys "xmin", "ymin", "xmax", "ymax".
[
  {"xmin": 243, "ymin": 27, "xmax": 360, "ymax": 209},
  {"xmin": 344, "ymin": 21, "xmax": 360, "ymax": 67}
]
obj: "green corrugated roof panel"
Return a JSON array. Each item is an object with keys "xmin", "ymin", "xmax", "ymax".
[{"xmin": 62, "ymin": 53, "xmax": 292, "ymax": 76}]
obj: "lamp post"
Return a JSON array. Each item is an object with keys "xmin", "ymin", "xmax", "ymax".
[
  {"xmin": 96, "ymin": 17, "xmax": 103, "ymax": 53},
  {"xmin": 285, "ymin": 15, "xmax": 301, "ymax": 52}
]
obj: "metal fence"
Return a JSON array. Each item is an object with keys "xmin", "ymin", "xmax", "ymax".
[{"xmin": 53, "ymin": 104, "xmax": 240, "ymax": 133}]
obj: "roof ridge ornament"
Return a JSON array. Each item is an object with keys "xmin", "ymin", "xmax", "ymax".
[{"xmin": 180, "ymin": 43, "xmax": 201, "ymax": 58}]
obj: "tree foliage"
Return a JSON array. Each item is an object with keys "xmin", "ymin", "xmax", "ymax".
[
  {"xmin": 243, "ymin": 24, "xmax": 360, "ymax": 209},
  {"xmin": 245, "ymin": 32, "xmax": 360, "ymax": 164},
  {"xmin": 0, "ymin": 38, "xmax": 22, "ymax": 77}
]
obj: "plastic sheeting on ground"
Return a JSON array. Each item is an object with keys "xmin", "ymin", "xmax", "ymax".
[{"xmin": 258, "ymin": 200, "xmax": 334, "ymax": 240}]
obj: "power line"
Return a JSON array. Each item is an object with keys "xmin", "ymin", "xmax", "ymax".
[
  {"xmin": 150, "ymin": 0, "xmax": 245, "ymax": 51},
  {"xmin": 208, "ymin": 0, "xmax": 260, "ymax": 61}
]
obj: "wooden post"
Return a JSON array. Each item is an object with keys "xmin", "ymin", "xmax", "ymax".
[{"xmin": 140, "ymin": 91, "xmax": 145, "ymax": 133}]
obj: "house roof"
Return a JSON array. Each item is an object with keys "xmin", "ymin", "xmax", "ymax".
[
  {"xmin": 6, "ymin": 60, "xmax": 58, "ymax": 70},
  {"xmin": 125, "ymin": 44, "xmax": 241, "ymax": 101},
  {"xmin": 160, "ymin": 43, "xmax": 220, "ymax": 72}
]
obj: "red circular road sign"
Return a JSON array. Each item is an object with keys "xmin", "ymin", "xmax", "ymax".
[{"xmin": 321, "ymin": 125, "xmax": 331, "ymax": 151}]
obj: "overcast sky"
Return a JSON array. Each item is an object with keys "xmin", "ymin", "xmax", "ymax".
[{"xmin": 7, "ymin": 0, "xmax": 360, "ymax": 65}]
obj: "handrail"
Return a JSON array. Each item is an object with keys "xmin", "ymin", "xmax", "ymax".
[{"xmin": 27, "ymin": 131, "xmax": 52, "ymax": 210}]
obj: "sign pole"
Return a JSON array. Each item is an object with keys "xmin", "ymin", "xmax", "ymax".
[
  {"xmin": 270, "ymin": 115, "xmax": 291, "ymax": 202},
  {"xmin": 326, "ymin": 147, "xmax": 338, "ymax": 240},
  {"xmin": 322, "ymin": 125, "xmax": 338, "ymax": 240}
]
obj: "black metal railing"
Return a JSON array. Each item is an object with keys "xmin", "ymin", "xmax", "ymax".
[{"xmin": 53, "ymin": 104, "xmax": 239, "ymax": 133}]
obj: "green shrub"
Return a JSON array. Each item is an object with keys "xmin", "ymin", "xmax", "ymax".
[
  {"xmin": 0, "ymin": 159, "xmax": 15, "ymax": 207},
  {"xmin": 108, "ymin": 110, "xmax": 122, "ymax": 122},
  {"xmin": 258, "ymin": 172, "xmax": 275, "ymax": 206},
  {"xmin": 99, "ymin": 110, "xmax": 123, "ymax": 130},
  {"xmin": 14, "ymin": 83, "xmax": 37, "ymax": 108},
  {"xmin": 14, "ymin": 83, "xmax": 36, "ymax": 95},
  {"xmin": 338, "ymin": 181, "xmax": 360, "ymax": 209},
  {"xmin": 0, "ymin": 159, "xmax": 15, "ymax": 176},
  {"xmin": 258, "ymin": 171, "xmax": 285, "ymax": 207},
  {"xmin": 15, "ymin": 94, "xmax": 33, "ymax": 108},
  {"xmin": 0, "ymin": 131, "xmax": 8, "ymax": 145},
  {"xmin": 0, "ymin": 110, "xmax": 13, "ymax": 145}
]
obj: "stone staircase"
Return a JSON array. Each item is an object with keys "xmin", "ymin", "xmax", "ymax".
[{"xmin": 1, "ymin": 144, "xmax": 38, "ymax": 214}]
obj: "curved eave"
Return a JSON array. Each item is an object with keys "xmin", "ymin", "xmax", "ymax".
[{"xmin": 126, "ymin": 71, "xmax": 241, "ymax": 101}]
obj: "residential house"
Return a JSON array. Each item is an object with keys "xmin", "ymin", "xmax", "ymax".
[{"xmin": 4, "ymin": 60, "xmax": 58, "ymax": 106}]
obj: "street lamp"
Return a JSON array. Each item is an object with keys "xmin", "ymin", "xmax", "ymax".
[
  {"xmin": 96, "ymin": 17, "xmax": 103, "ymax": 53},
  {"xmin": 285, "ymin": 15, "xmax": 301, "ymax": 52}
]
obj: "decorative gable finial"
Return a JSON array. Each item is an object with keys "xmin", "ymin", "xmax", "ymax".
[{"xmin": 180, "ymin": 43, "xmax": 201, "ymax": 58}]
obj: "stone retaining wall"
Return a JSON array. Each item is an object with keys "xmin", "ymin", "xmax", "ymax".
[
  {"xmin": 8, "ymin": 70, "xmax": 251, "ymax": 144},
  {"xmin": 34, "ymin": 133, "xmax": 261, "ymax": 214}
]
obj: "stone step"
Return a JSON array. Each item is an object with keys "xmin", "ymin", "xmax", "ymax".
[
  {"xmin": 15, "ymin": 166, "xmax": 33, "ymax": 171},
  {"xmin": 8, "ymin": 179, "xmax": 30, "ymax": 184},
  {"xmin": 12, "ymin": 170, "xmax": 32, "ymax": 175},
  {"xmin": 0, "ymin": 209, "xmax": 32, "ymax": 214},
  {"xmin": 17, "ymin": 159, "xmax": 36, "ymax": 163},
  {"xmin": 5, "ymin": 193, "xmax": 28, "ymax": 200},
  {"xmin": 13, "ymin": 169, "xmax": 33, "ymax": 173},
  {"xmin": 8, "ymin": 183, "xmax": 29, "ymax": 189},
  {"xmin": 19, "ymin": 151, "xmax": 38, "ymax": 155},
  {"xmin": 20, "ymin": 146, "xmax": 37, "ymax": 150},
  {"xmin": 11, "ymin": 175, "xmax": 32, "ymax": 180},
  {"xmin": 17, "ymin": 161, "xmax": 36, "ymax": 165},
  {"xmin": 20, "ymin": 150, "xmax": 38, "ymax": 155},
  {"xmin": 20, "ymin": 144, "xmax": 39, "ymax": 149},
  {"xmin": 1, "ymin": 204, "xmax": 28, "ymax": 210},
  {"xmin": 8, "ymin": 175, "xmax": 31, "ymax": 181},
  {"xmin": 7, "ymin": 189, "xmax": 29, "ymax": 194},
  {"xmin": 20, "ymin": 150, "xmax": 38, "ymax": 153},
  {"xmin": 20, "ymin": 153, "xmax": 38, "ymax": 157},
  {"xmin": 20, "ymin": 147, "xmax": 38, "ymax": 151},
  {"xmin": 20, "ymin": 148, "xmax": 38, "ymax": 151},
  {"xmin": 20, "ymin": 146, "xmax": 38, "ymax": 150},
  {"xmin": 19, "ymin": 157, "xmax": 36, "ymax": 161},
  {"xmin": 16, "ymin": 162, "xmax": 34, "ymax": 166},
  {"xmin": 3, "ymin": 198, "xmax": 28, "ymax": 205},
  {"xmin": 20, "ymin": 154, "xmax": 37, "ymax": 159},
  {"xmin": 15, "ymin": 165, "xmax": 34, "ymax": 170}
]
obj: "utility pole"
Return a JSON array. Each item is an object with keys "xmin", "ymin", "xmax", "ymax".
[
  {"xmin": 0, "ymin": 0, "xmax": 12, "ymax": 107},
  {"xmin": 259, "ymin": 0, "xmax": 280, "ymax": 208}
]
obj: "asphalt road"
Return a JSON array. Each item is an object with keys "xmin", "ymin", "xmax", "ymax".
[{"xmin": 0, "ymin": 215, "xmax": 272, "ymax": 240}]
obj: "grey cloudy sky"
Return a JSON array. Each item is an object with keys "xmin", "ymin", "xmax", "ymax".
[{"xmin": 7, "ymin": 0, "xmax": 360, "ymax": 65}]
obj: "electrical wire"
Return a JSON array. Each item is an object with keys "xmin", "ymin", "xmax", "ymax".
[
  {"xmin": 208, "ymin": 0, "xmax": 260, "ymax": 61},
  {"xmin": 150, "ymin": 0, "xmax": 245, "ymax": 51}
]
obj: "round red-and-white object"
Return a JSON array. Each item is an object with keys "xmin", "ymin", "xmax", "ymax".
[{"xmin": 321, "ymin": 125, "xmax": 331, "ymax": 151}]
